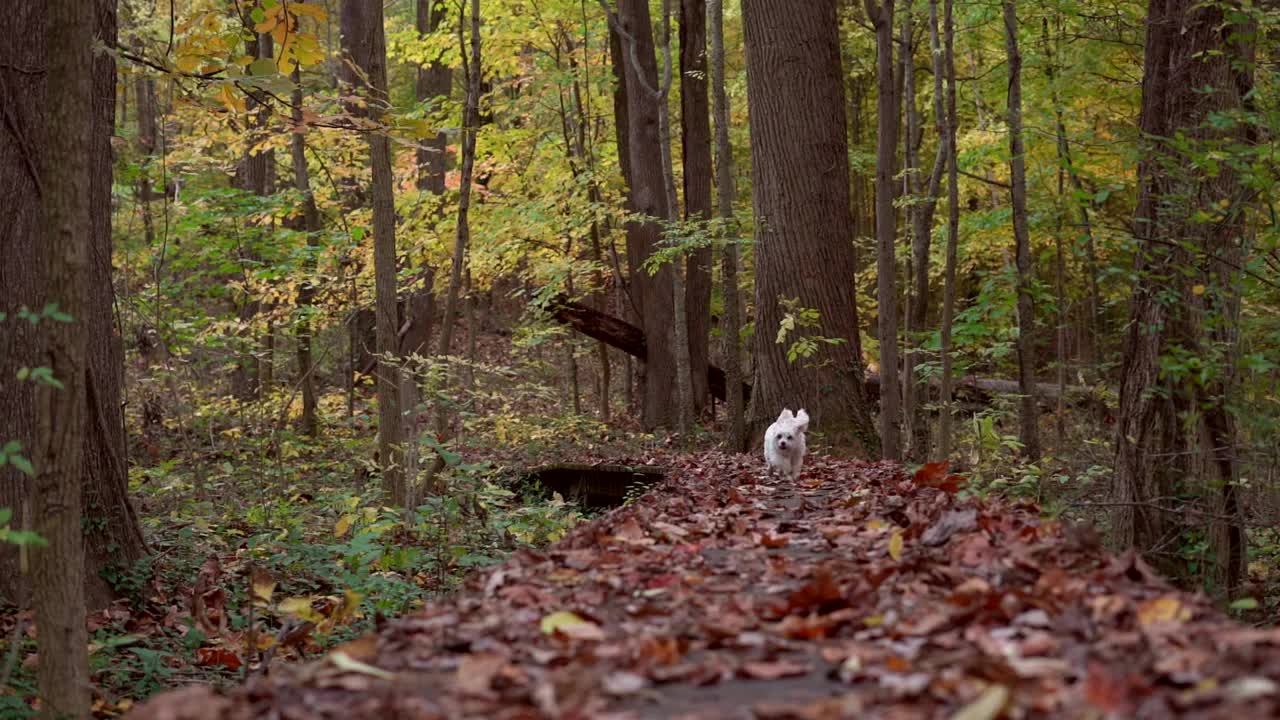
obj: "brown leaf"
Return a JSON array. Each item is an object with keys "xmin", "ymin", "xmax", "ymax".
[
  {"xmin": 195, "ymin": 646, "xmax": 242, "ymax": 671},
  {"xmin": 456, "ymin": 652, "xmax": 509, "ymax": 696},
  {"xmin": 740, "ymin": 659, "xmax": 811, "ymax": 680}
]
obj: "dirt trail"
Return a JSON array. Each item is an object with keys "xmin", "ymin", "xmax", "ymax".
[{"xmin": 130, "ymin": 452, "xmax": 1280, "ymax": 719}]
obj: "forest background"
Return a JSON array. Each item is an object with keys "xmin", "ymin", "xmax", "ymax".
[{"xmin": 2, "ymin": 0, "xmax": 1280, "ymax": 715}]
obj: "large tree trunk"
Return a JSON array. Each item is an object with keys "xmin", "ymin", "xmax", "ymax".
[
  {"xmin": 83, "ymin": 0, "xmax": 147, "ymax": 610},
  {"xmin": 340, "ymin": 0, "xmax": 405, "ymax": 505},
  {"xmin": 607, "ymin": 27, "xmax": 639, "ymax": 415},
  {"xmin": 615, "ymin": 0, "xmax": 679, "ymax": 429},
  {"xmin": 708, "ymin": 0, "xmax": 744, "ymax": 452},
  {"xmin": 1003, "ymin": 0, "xmax": 1041, "ymax": 460},
  {"xmin": 680, "ymin": 0, "xmax": 712, "ymax": 415},
  {"xmin": 34, "ymin": 0, "xmax": 94, "ymax": 714},
  {"xmin": 0, "ymin": 1, "xmax": 46, "ymax": 607},
  {"xmin": 741, "ymin": 0, "xmax": 879, "ymax": 456},
  {"xmin": 865, "ymin": 0, "xmax": 901, "ymax": 460},
  {"xmin": 1113, "ymin": 0, "xmax": 1252, "ymax": 592}
]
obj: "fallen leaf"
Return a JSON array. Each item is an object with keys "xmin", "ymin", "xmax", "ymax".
[
  {"xmin": 456, "ymin": 652, "xmax": 508, "ymax": 696},
  {"xmin": 888, "ymin": 531, "xmax": 904, "ymax": 561},
  {"xmin": 1137, "ymin": 595, "xmax": 1192, "ymax": 627},
  {"xmin": 602, "ymin": 671, "xmax": 649, "ymax": 695},
  {"xmin": 329, "ymin": 650, "xmax": 395, "ymax": 680},
  {"xmin": 951, "ymin": 684, "xmax": 1009, "ymax": 720},
  {"xmin": 740, "ymin": 659, "xmax": 811, "ymax": 680},
  {"xmin": 539, "ymin": 610, "xmax": 604, "ymax": 641},
  {"xmin": 195, "ymin": 646, "xmax": 242, "ymax": 671},
  {"xmin": 250, "ymin": 566, "xmax": 276, "ymax": 604}
]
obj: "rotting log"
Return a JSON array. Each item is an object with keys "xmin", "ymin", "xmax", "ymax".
[{"xmin": 547, "ymin": 295, "xmax": 1105, "ymax": 412}]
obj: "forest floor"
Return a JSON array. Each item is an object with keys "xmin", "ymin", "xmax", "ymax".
[{"xmin": 125, "ymin": 450, "xmax": 1280, "ymax": 719}]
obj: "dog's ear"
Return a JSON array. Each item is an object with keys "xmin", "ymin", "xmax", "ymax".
[
  {"xmin": 795, "ymin": 409, "xmax": 809, "ymax": 432},
  {"xmin": 778, "ymin": 408, "xmax": 794, "ymax": 422}
]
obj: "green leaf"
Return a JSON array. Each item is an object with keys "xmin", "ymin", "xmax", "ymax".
[
  {"xmin": 249, "ymin": 58, "xmax": 278, "ymax": 76},
  {"xmin": 9, "ymin": 454, "xmax": 34, "ymax": 477},
  {"xmin": 251, "ymin": 6, "xmax": 266, "ymax": 23},
  {"xmin": 1230, "ymin": 597, "xmax": 1259, "ymax": 611}
]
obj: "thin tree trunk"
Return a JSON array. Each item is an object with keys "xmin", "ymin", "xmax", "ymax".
[
  {"xmin": 1003, "ymin": 0, "xmax": 1040, "ymax": 460},
  {"xmin": 866, "ymin": 0, "xmax": 901, "ymax": 459},
  {"xmin": 936, "ymin": 0, "xmax": 960, "ymax": 460},
  {"xmin": 680, "ymin": 0, "xmax": 712, "ymax": 415},
  {"xmin": 34, "ymin": 0, "xmax": 93, "ymax": 714},
  {"xmin": 340, "ymin": 0, "xmax": 404, "ymax": 504},
  {"xmin": 709, "ymin": 0, "xmax": 743, "ymax": 452},
  {"xmin": 654, "ymin": 0, "xmax": 694, "ymax": 435},
  {"xmin": 291, "ymin": 67, "xmax": 322, "ymax": 438},
  {"xmin": 1043, "ymin": 15, "xmax": 1100, "ymax": 367},
  {"xmin": 429, "ymin": 0, "xmax": 482, "ymax": 475}
]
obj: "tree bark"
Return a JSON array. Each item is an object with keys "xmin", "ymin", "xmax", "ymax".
[
  {"xmin": 936, "ymin": 0, "xmax": 960, "ymax": 460},
  {"xmin": 34, "ymin": 0, "xmax": 94, "ymax": 714},
  {"xmin": 416, "ymin": 0, "xmax": 451, "ymax": 197},
  {"xmin": 680, "ymin": 0, "xmax": 712, "ymax": 414},
  {"xmin": 709, "ymin": 0, "xmax": 744, "ymax": 452},
  {"xmin": 291, "ymin": 66, "xmax": 323, "ymax": 438},
  {"xmin": 741, "ymin": 0, "xmax": 879, "ymax": 456},
  {"xmin": 1003, "ymin": 0, "xmax": 1041, "ymax": 460},
  {"xmin": 614, "ymin": 0, "xmax": 679, "ymax": 429},
  {"xmin": 0, "ymin": 0, "xmax": 47, "ymax": 606},
  {"xmin": 866, "ymin": 0, "xmax": 901, "ymax": 460},
  {"xmin": 1114, "ymin": 0, "xmax": 1253, "ymax": 592},
  {"xmin": 340, "ymin": 0, "xmax": 405, "ymax": 504},
  {"xmin": 83, "ymin": 0, "xmax": 147, "ymax": 610}
]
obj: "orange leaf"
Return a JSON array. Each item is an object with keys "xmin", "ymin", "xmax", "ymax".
[{"xmin": 195, "ymin": 646, "xmax": 242, "ymax": 671}]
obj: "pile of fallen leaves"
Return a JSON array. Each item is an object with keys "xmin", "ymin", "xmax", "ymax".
[{"xmin": 129, "ymin": 452, "xmax": 1280, "ymax": 719}]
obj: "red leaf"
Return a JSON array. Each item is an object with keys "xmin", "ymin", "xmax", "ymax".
[{"xmin": 195, "ymin": 646, "xmax": 242, "ymax": 671}]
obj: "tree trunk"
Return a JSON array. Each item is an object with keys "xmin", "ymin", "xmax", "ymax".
[
  {"xmin": 936, "ymin": 0, "xmax": 960, "ymax": 460},
  {"xmin": 83, "ymin": 0, "xmax": 147, "ymax": 610},
  {"xmin": 34, "ymin": 0, "xmax": 93, "ymax": 714},
  {"xmin": 614, "ymin": 0, "xmax": 679, "ymax": 429},
  {"xmin": 291, "ymin": 67, "xmax": 322, "ymax": 438},
  {"xmin": 340, "ymin": 0, "xmax": 405, "ymax": 505},
  {"xmin": 1002, "ymin": 0, "xmax": 1040, "ymax": 460},
  {"xmin": 1113, "ymin": 0, "xmax": 1252, "ymax": 593},
  {"xmin": 680, "ymin": 0, "xmax": 712, "ymax": 415},
  {"xmin": 741, "ymin": 0, "xmax": 879, "ymax": 456},
  {"xmin": 0, "ymin": 1, "xmax": 47, "ymax": 607},
  {"xmin": 1043, "ymin": 15, "xmax": 1100, "ymax": 368},
  {"xmin": 428, "ymin": 0, "xmax": 481, "ymax": 484},
  {"xmin": 866, "ymin": 0, "xmax": 901, "ymax": 460},
  {"xmin": 416, "ymin": 0, "xmax": 451, "ymax": 197},
  {"xmin": 709, "ymin": 0, "xmax": 744, "ymax": 452}
]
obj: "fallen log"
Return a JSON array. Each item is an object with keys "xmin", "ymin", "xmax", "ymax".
[{"xmin": 548, "ymin": 296, "xmax": 1104, "ymax": 411}]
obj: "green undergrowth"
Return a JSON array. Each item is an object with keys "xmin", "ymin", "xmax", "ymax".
[{"xmin": 0, "ymin": 388, "xmax": 660, "ymax": 718}]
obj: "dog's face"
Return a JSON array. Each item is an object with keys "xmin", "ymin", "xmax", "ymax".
[{"xmin": 768, "ymin": 408, "xmax": 809, "ymax": 454}]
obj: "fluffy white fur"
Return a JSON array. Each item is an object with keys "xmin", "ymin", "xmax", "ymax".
[{"xmin": 764, "ymin": 408, "xmax": 809, "ymax": 480}]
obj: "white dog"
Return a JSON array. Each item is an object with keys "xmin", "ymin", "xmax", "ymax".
[{"xmin": 764, "ymin": 408, "xmax": 809, "ymax": 480}]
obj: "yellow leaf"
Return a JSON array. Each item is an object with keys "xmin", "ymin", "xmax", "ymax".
[
  {"xmin": 888, "ymin": 531, "xmax": 904, "ymax": 562},
  {"xmin": 1192, "ymin": 284, "xmax": 1206, "ymax": 296},
  {"xmin": 250, "ymin": 566, "xmax": 277, "ymax": 604},
  {"xmin": 279, "ymin": 596, "xmax": 322, "ymax": 623},
  {"xmin": 329, "ymin": 651, "xmax": 395, "ymax": 679},
  {"xmin": 866, "ymin": 518, "xmax": 887, "ymax": 532},
  {"xmin": 540, "ymin": 610, "xmax": 603, "ymax": 640},
  {"xmin": 1137, "ymin": 595, "xmax": 1192, "ymax": 626},
  {"xmin": 289, "ymin": 2, "xmax": 328, "ymax": 20},
  {"xmin": 335, "ymin": 513, "xmax": 356, "ymax": 537},
  {"xmin": 176, "ymin": 55, "xmax": 201, "ymax": 73}
]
